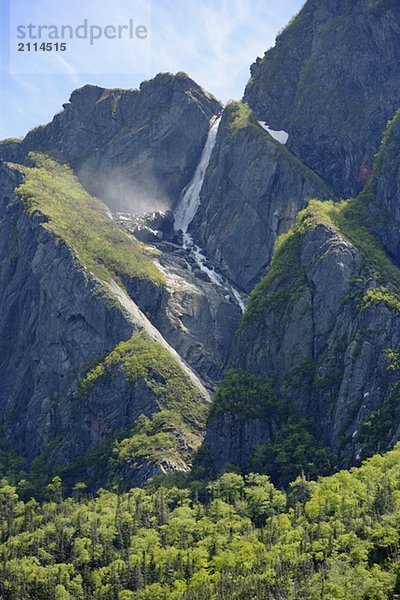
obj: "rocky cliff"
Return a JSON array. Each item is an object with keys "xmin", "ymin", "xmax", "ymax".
[
  {"xmin": 190, "ymin": 102, "xmax": 333, "ymax": 292},
  {"xmin": 0, "ymin": 73, "xmax": 222, "ymax": 213},
  {"xmin": 0, "ymin": 156, "xmax": 212, "ymax": 488},
  {"xmin": 367, "ymin": 108, "xmax": 400, "ymax": 264},
  {"xmin": 2, "ymin": 2, "xmax": 400, "ymax": 493},
  {"xmin": 0, "ymin": 72, "xmax": 245, "ymax": 490},
  {"xmin": 243, "ymin": 0, "xmax": 400, "ymax": 197},
  {"xmin": 204, "ymin": 176, "xmax": 400, "ymax": 480},
  {"xmin": 196, "ymin": 0, "xmax": 400, "ymax": 481}
]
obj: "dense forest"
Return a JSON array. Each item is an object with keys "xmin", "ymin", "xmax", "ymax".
[{"xmin": 1, "ymin": 445, "xmax": 400, "ymax": 599}]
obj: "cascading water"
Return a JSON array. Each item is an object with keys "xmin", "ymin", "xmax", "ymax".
[
  {"xmin": 174, "ymin": 115, "xmax": 246, "ymax": 313},
  {"xmin": 174, "ymin": 115, "xmax": 221, "ymax": 233}
]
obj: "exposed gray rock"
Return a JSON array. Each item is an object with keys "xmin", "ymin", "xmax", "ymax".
[
  {"xmin": 116, "ymin": 457, "xmax": 190, "ymax": 490},
  {"xmin": 114, "ymin": 212, "xmax": 242, "ymax": 385},
  {"xmin": 2, "ymin": 0, "xmax": 400, "ymax": 492},
  {"xmin": 153, "ymin": 251, "xmax": 242, "ymax": 385},
  {"xmin": 0, "ymin": 73, "xmax": 222, "ymax": 213},
  {"xmin": 0, "ymin": 162, "xmax": 209, "ymax": 483},
  {"xmin": 204, "ymin": 218, "xmax": 400, "ymax": 472},
  {"xmin": 244, "ymin": 0, "xmax": 400, "ymax": 197},
  {"xmin": 368, "ymin": 110, "xmax": 400, "ymax": 263},
  {"xmin": 190, "ymin": 104, "xmax": 333, "ymax": 292},
  {"xmin": 203, "ymin": 414, "xmax": 278, "ymax": 473}
]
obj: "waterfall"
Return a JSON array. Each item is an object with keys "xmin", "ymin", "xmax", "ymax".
[
  {"xmin": 173, "ymin": 114, "xmax": 246, "ymax": 313},
  {"xmin": 174, "ymin": 115, "xmax": 221, "ymax": 233}
]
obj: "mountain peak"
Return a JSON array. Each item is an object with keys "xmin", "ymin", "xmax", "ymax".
[{"xmin": 244, "ymin": 0, "xmax": 400, "ymax": 197}]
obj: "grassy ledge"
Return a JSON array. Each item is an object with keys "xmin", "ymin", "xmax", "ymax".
[
  {"xmin": 76, "ymin": 332, "xmax": 208, "ymax": 478},
  {"xmin": 111, "ymin": 410, "xmax": 191, "ymax": 475},
  {"xmin": 243, "ymin": 196, "xmax": 400, "ymax": 324},
  {"xmin": 78, "ymin": 332, "xmax": 208, "ymax": 430},
  {"xmin": 14, "ymin": 153, "xmax": 165, "ymax": 287},
  {"xmin": 0, "ymin": 137, "xmax": 22, "ymax": 144}
]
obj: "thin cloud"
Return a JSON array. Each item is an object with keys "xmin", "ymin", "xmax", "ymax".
[{"xmin": 0, "ymin": 0, "xmax": 304, "ymax": 138}]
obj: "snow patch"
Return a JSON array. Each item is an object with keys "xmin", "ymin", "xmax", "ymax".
[{"xmin": 257, "ymin": 121, "xmax": 289, "ymax": 144}]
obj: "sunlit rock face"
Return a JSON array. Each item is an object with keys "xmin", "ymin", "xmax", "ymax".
[
  {"xmin": 244, "ymin": 0, "xmax": 400, "ymax": 197},
  {"xmin": 190, "ymin": 103, "xmax": 333, "ymax": 293},
  {"xmin": 0, "ymin": 73, "xmax": 222, "ymax": 213}
]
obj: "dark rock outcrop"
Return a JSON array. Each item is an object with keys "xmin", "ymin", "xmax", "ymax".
[
  {"xmin": 203, "ymin": 414, "xmax": 278, "ymax": 474},
  {"xmin": 190, "ymin": 103, "xmax": 333, "ymax": 292},
  {"xmin": 244, "ymin": 0, "xmax": 400, "ymax": 197},
  {"xmin": 368, "ymin": 109, "xmax": 400, "ymax": 263},
  {"xmin": 2, "ymin": 0, "xmax": 400, "ymax": 491},
  {"xmin": 204, "ymin": 199, "xmax": 400, "ymax": 472},
  {"xmin": 0, "ymin": 73, "xmax": 222, "ymax": 212},
  {"xmin": 0, "ymin": 162, "xmax": 209, "ymax": 482}
]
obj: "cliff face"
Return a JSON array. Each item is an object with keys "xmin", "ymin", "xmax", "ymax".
[
  {"xmin": 190, "ymin": 103, "xmax": 333, "ymax": 292},
  {"xmin": 0, "ymin": 74, "xmax": 242, "ymax": 489},
  {"xmin": 204, "ymin": 191, "xmax": 400, "ymax": 475},
  {"xmin": 152, "ymin": 256, "xmax": 242, "ymax": 384},
  {"xmin": 367, "ymin": 109, "xmax": 400, "ymax": 263},
  {"xmin": 243, "ymin": 0, "xmax": 400, "ymax": 197},
  {"xmin": 0, "ymin": 73, "xmax": 222, "ymax": 212},
  {"xmin": 0, "ymin": 165, "xmax": 127, "ymax": 459},
  {"xmin": 0, "ymin": 74, "xmax": 239, "ymax": 386},
  {"xmin": 2, "ymin": 3, "xmax": 400, "ymax": 493},
  {"xmin": 0, "ymin": 158, "xmax": 210, "ymax": 486},
  {"xmin": 198, "ymin": 0, "xmax": 400, "ymax": 480}
]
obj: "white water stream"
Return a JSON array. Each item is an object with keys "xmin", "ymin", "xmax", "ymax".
[
  {"xmin": 174, "ymin": 115, "xmax": 246, "ymax": 312},
  {"xmin": 174, "ymin": 115, "xmax": 221, "ymax": 232}
]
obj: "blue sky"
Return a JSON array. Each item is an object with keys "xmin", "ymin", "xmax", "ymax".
[{"xmin": 0, "ymin": 0, "xmax": 304, "ymax": 139}]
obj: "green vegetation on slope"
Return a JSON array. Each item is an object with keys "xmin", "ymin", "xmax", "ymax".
[
  {"xmin": 0, "ymin": 332, "xmax": 209, "ymax": 499},
  {"xmin": 356, "ymin": 349, "xmax": 400, "ymax": 458},
  {"xmin": 46, "ymin": 410, "xmax": 197, "ymax": 498},
  {"xmin": 307, "ymin": 199, "xmax": 400, "ymax": 310},
  {"xmin": 2, "ymin": 444, "xmax": 400, "ymax": 598},
  {"xmin": 242, "ymin": 224, "xmax": 308, "ymax": 323},
  {"xmin": 250, "ymin": 419, "xmax": 336, "ymax": 487},
  {"xmin": 315, "ymin": 200, "xmax": 400, "ymax": 289},
  {"xmin": 369, "ymin": 108, "xmax": 400, "ymax": 179},
  {"xmin": 111, "ymin": 411, "xmax": 189, "ymax": 477},
  {"xmin": 14, "ymin": 153, "xmax": 164, "ymax": 286},
  {"xmin": 228, "ymin": 101, "xmax": 253, "ymax": 132},
  {"xmin": 0, "ymin": 137, "xmax": 21, "ymax": 144},
  {"xmin": 210, "ymin": 368, "xmax": 278, "ymax": 418},
  {"xmin": 244, "ymin": 196, "xmax": 400, "ymax": 323},
  {"xmin": 75, "ymin": 333, "xmax": 208, "ymax": 488},
  {"xmin": 231, "ymin": 182, "xmax": 400, "ymax": 483},
  {"xmin": 78, "ymin": 332, "xmax": 207, "ymax": 430},
  {"xmin": 208, "ymin": 368, "xmax": 335, "ymax": 486}
]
